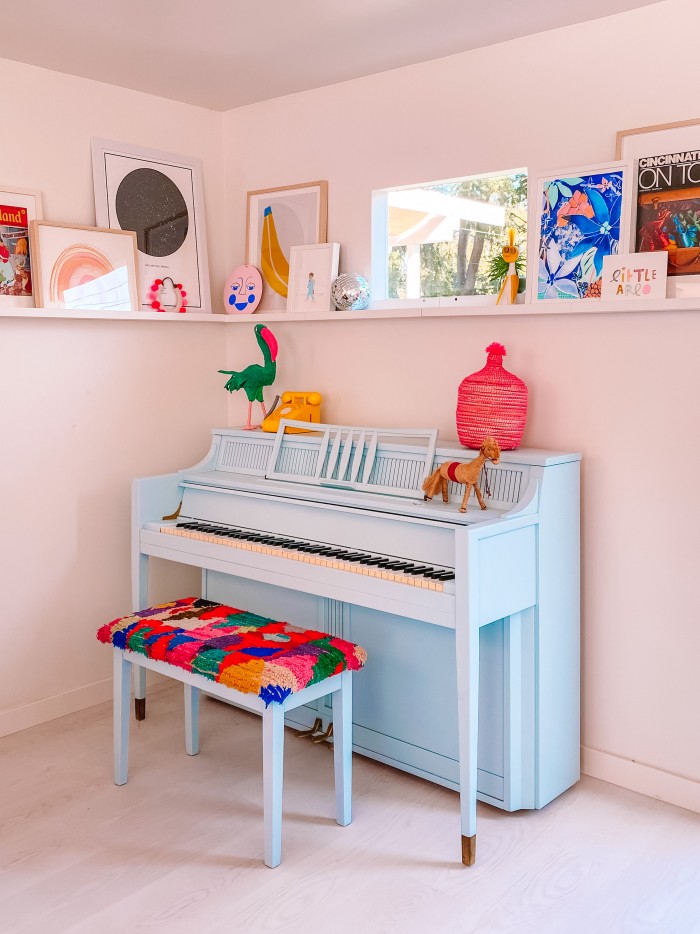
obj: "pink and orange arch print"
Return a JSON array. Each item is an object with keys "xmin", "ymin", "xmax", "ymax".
[{"xmin": 48, "ymin": 244, "xmax": 114, "ymax": 303}]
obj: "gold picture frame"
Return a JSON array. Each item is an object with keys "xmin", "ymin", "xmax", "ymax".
[
  {"xmin": 246, "ymin": 180, "xmax": 328, "ymax": 312},
  {"xmin": 615, "ymin": 118, "xmax": 700, "ymax": 159},
  {"xmin": 30, "ymin": 221, "xmax": 140, "ymax": 313}
]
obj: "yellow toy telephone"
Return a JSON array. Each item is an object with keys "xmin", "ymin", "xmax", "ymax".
[{"xmin": 261, "ymin": 391, "xmax": 323, "ymax": 433}]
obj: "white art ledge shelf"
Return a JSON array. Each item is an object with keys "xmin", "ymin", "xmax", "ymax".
[
  {"xmin": 1, "ymin": 298, "xmax": 699, "ymax": 321},
  {"xmin": 0, "ymin": 308, "xmax": 222, "ymax": 321},
  {"xmin": 222, "ymin": 296, "xmax": 700, "ymax": 321}
]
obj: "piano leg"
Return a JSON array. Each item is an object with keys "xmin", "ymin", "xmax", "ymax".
[
  {"xmin": 455, "ymin": 528, "xmax": 480, "ymax": 866},
  {"xmin": 132, "ymin": 552, "xmax": 150, "ymax": 720},
  {"xmin": 133, "ymin": 667, "xmax": 146, "ymax": 721},
  {"xmin": 461, "ymin": 834, "xmax": 476, "ymax": 866}
]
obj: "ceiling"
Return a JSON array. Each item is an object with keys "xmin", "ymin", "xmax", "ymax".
[{"xmin": 9, "ymin": 0, "xmax": 660, "ymax": 111}]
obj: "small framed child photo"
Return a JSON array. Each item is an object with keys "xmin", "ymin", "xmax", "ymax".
[{"xmin": 287, "ymin": 242, "xmax": 340, "ymax": 313}]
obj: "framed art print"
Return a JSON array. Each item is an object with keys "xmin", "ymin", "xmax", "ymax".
[
  {"xmin": 246, "ymin": 181, "xmax": 328, "ymax": 312},
  {"xmin": 527, "ymin": 161, "xmax": 632, "ymax": 303},
  {"xmin": 0, "ymin": 185, "xmax": 43, "ymax": 308},
  {"xmin": 287, "ymin": 242, "xmax": 339, "ymax": 313},
  {"xmin": 91, "ymin": 139, "xmax": 211, "ymax": 312},
  {"xmin": 617, "ymin": 119, "xmax": 700, "ymax": 297},
  {"xmin": 30, "ymin": 221, "xmax": 139, "ymax": 312}
]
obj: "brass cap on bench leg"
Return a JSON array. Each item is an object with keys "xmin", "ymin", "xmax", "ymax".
[
  {"xmin": 134, "ymin": 698, "xmax": 146, "ymax": 721},
  {"xmin": 461, "ymin": 834, "xmax": 476, "ymax": 866}
]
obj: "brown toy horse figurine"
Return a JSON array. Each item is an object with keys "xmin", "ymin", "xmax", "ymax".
[{"xmin": 422, "ymin": 437, "xmax": 501, "ymax": 512}]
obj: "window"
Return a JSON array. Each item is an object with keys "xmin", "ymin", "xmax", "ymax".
[{"xmin": 372, "ymin": 169, "xmax": 527, "ymax": 303}]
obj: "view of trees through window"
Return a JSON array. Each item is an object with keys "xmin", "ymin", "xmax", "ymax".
[{"xmin": 386, "ymin": 171, "xmax": 527, "ymax": 299}]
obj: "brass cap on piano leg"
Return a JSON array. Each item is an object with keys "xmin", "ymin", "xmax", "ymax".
[{"xmin": 461, "ymin": 834, "xmax": 476, "ymax": 866}]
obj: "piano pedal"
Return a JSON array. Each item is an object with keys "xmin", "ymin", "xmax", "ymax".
[
  {"xmin": 295, "ymin": 716, "xmax": 323, "ymax": 739},
  {"xmin": 311, "ymin": 723, "xmax": 334, "ymax": 745}
]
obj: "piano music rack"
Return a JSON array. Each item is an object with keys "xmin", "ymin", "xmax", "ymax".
[{"xmin": 266, "ymin": 421, "xmax": 438, "ymax": 499}]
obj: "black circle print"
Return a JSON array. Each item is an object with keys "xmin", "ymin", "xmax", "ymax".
[{"xmin": 115, "ymin": 168, "xmax": 189, "ymax": 257}]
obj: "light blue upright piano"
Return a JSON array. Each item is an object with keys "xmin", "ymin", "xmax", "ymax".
[{"xmin": 133, "ymin": 422, "xmax": 581, "ymax": 863}]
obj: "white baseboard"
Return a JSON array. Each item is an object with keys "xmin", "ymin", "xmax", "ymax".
[
  {"xmin": 0, "ymin": 671, "xmax": 171, "ymax": 739},
  {"xmin": 582, "ymin": 745, "xmax": 700, "ymax": 815},
  {"xmin": 0, "ymin": 678, "xmax": 113, "ymax": 738}
]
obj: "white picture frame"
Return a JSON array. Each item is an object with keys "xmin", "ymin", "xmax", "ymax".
[
  {"xmin": 617, "ymin": 119, "xmax": 700, "ymax": 298},
  {"xmin": 526, "ymin": 161, "xmax": 633, "ymax": 305},
  {"xmin": 0, "ymin": 185, "xmax": 43, "ymax": 308},
  {"xmin": 286, "ymin": 242, "xmax": 340, "ymax": 313},
  {"xmin": 91, "ymin": 138, "xmax": 211, "ymax": 313}
]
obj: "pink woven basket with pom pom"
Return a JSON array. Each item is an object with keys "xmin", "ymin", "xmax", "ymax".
[{"xmin": 456, "ymin": 342, "xmax": 528, "ymax": 450}]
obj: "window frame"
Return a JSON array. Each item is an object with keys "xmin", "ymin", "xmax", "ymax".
[{"xmin": 371, "ymin": 169, "xmax": 528, "ymax": 308}]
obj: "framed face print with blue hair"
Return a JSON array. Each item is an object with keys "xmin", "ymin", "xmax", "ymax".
[
  {"xmin": 527, "ymin": 160, "xmax": 633, "ymax": 303},
  {"xmin": 223, "ymin": 264, "xmax": 263, "ymax": 314}
]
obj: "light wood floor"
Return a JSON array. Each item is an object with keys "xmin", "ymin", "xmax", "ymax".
[{"xmin": 2, "ymin": 684, "xmax": 699, "ymax": 934}]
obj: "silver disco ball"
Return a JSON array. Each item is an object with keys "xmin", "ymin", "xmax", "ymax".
[{"xmin": 331, "ymin": 273, "xmax": 371, "ymax": 310}]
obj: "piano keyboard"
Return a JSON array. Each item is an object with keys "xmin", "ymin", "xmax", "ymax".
[{"xmin": 160, "ymin": 521, "xmax": 456, "ymax": 592}]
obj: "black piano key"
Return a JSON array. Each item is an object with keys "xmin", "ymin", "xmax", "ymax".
[{"xmin": 428, "ymin": 570, "xmax": 454, "ymax": 580}]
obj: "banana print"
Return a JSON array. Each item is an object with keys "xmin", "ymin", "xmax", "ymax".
[{"xmin": 260, "ymin": 206, "xmax": 289, "ymax": 298}]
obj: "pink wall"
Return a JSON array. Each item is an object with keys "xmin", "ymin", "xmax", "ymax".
[
  {"xmin": 0, "ymin": 59, "xmax": 228, "ymax": 735},
  {"xmin": 222, "ymin": 0, "xmax": 700, "ymax": 809}
]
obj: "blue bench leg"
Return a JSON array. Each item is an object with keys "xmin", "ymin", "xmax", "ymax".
[
  {"xmin": 184, "ymin": 685, "xmax": 200, "ymax": 756},
  {"xmin": 333, "ymin": 670, "xmax": 353, "ymax": 826},
  {"xmin": 114, "ymin": 650, "xmax": 132, "ymax": 786},
  {"xmin": 262, "ymin": 703, "xmax": 285, "ymax": 868}
]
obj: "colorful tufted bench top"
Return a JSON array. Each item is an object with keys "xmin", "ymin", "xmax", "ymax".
[{"xmin": 97, "ymin": 597, "xmax": 367, "ymax": 707}]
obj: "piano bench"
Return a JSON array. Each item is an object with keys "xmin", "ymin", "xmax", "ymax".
[{"xmin": 97, "ymin": 597, "xmax": 367, "ymax": 868}]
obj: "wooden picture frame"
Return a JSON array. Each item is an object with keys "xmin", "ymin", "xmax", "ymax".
[
  {"xmin": 91, "ymin": 138, "xmax": 211, "ymax": 313},
  {"xmin": 287, "ymin": 242, "xmax": 340, "ymax": 313},
  {"xmin": 616, "ymin": 118, "xmax": 700, "ymax": 297},
  {"xmin": 526, "ymin": 161, "xmax": 633, "ymax": 304},
  {"xmin": 30, "ymin": 221, "xmax": 140, "ymax": 312},
  {"xmin": 246, "ymin": 180, "xmax": 328, "ymax": 312},
  {"xmin": 615, "ymin": 118, "xmax": 700, "ymax": 159},
  {"xmin": 0, "ymin": 185, "xmax": 43, "ymax": 309}
]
